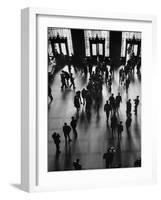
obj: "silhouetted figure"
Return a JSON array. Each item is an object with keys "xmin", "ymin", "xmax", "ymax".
[
  {"xmin": 63, "ymin": 123, "xmax": 72, "ymax": 142},
  {"xmin": 104, "ymin": 100, "xmax": 111, "ymax": 123},
  {"xmin": 62, "ymin": 70, "xmax": 70, "ymax": 86},
  {"xmin": 108, "ymin": 75, "xmax": 112, "ymax": 92},
  {"xmin": 76, "ymin": 90, "xmax": 82, "ymax": 104},
  {"xmin": 115, "ymin": 92, "xmax": 122, "ymax": 111},
  {"xmin": 117, "ymin": 121, "xmax": 123, "ymax": 139},
  {"xmin": 60, "ymin": 73, "xmax": 67, "ymax": 90},
  {"xmin": 119, "ymin": 67, "xmax": 123, "ymax": 85},
  {"xmin": 126, "ymin": 114, "xmax": 132, "ymax": 132},
  {"xmin": 69, "ymin": 73, "xmax": 76, "ymax": 89},
  {"xmin": 48, "ymin": 86, "xmax": 53, "ymax": 103},
  {"xmin": 74, "ymin": 93, "xmax": 81, "ymax": 112},
  {"xmin": 137, "ymin": 58, "xmax": 141, "ymax": 74},
  {"xmin": 70, "ymin": 116, "xmax": 78, "ymax": 137},
  {"xmin": 88, "ymin": 63, "xmax": 93, "ymax": 76},
  {"xmin": 125, "ymin": 78, "xmax": 130, "ymax": 93},
  {"xmin": 126, "ymin": 99, "xmax": 132, "ymax": 116},
  {"xmin": 81, "ymin": 88, "xmax": 87, "ymax": 105},
  {"xmin": 103, "ymin": 147, "xmax": 115, "ymax": 168},
  {"xmin": 105, "ymin": 68, "xmax": 109, "ymax": 84},
  {"xmin": 134, "ymin": 158, "xmax": 141, "ymax": 167},
  {"xmin": 52, "ymin": 132, "xmax": 61, "ymax": 153},
  {"xmin": 109, "ymin": 93, "xmax": 115, "ymax": 113},
  {"xmin": 73, "ymin": 158, "xmax": 82, "ymax": 170},
  {"xmin": 134, "ymin": 96, "xmax": 140, "ymax": 115},
  {"xmin": 111, "ymin": 113, "xmax": 117, "ymax": 135},
  {"xmin": 85, "ymin": 92, "xmax": 92, "ymax": 113},
  {"xmin": 109, "ymin": 65, "xmax": 114, "ymax": 77}
]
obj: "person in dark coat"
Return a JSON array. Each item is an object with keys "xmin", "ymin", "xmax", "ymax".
[
  {"xmin": 117, "ymin": 121, "xmax": 123, "ymax": 139},
  {"xmin": 134, "ymin": 157, "xmax": 141, "ymax": 167},
  {"xmin": 73, "ymin": 158, "xmax": 82, "ymax": 170},
  {"xmin": 126, "ymin": 115, "xmax": 132, "ymax": 132},
  {"xmin": 111, "ymin": 113, "xmax": 117, "ymax": 135},
  {"xmin": 109, "ymin": 93, "xmax": 115, "ymax": 113},
  {"xmin": 103, "ymin": 148, "xmax": 115, "ymax": 168},
  {"xmin": 48, "ymin": 86, "xmax": 53, "ymax": 103},
  {"xmin": 115, "ymin": 92, "xmax": 122, "ymax": 111},
  {"xmin": 70, "ymin": 116, "xmax": 78, "ymax": 137},
  {"xmin": 74, "ymin": 94, "xmax": 81, "ymax": 111},
  {"xmin": 62, "ymin": 70, "xmax": 70, "ymax": 86},
  {"xmin": 63, "ymin": 123, "xmax": 72, "ymax": 142},
  {"xmin": 52, "ymin": 132, "xmax": 61, "ymax": 153},
  {"xmin": 69, "ymin": 73, "xmax": 76, "ymax": 89},
  {"xmin": 125, "ymin": 78, "xmax": 130, "ymax": 93},
  {"xmin": 81, "ymin": 88, "xmax": 87, "ymax": 105},
  {"xmin": 126, "ymin": 99, "xmax": 132, "ymax": 116},
  {"xmin": 104, "ymin": 100, "xmax": 111, "ymax": 123},
  {"xmin": 134, "ymin": 96, "xmax": 140, "ymax": 115},
  {"xmin": 60, "ymin": 73, "xmax": 67, "ymax": 90}
]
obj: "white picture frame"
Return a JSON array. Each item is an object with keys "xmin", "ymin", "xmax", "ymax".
[{"xmin": 21, "ymin": 7, "xmax": 157, "ymax": 192}]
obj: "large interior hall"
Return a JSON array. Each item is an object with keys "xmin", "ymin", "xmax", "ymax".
[{"xmin": 48, "ymin": 28, "xmax": 141, "ymax": 172}]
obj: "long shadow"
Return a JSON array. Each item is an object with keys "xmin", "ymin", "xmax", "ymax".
[
  {"xmin": 114, "ymin": 140, "xmax": 122, "ymax": 168},
  {"xmin": 80, "ymin": 74, "xmax": 88, "ymax": 86},
  {"xmin": 10, "ymin": 184, "xmax": 23, "ymax": 191},
  {"xmin": 133, "ymin": 115, "xmax": 141, "ymax": 137},
  {"xmin": 63, "ymin": 143, "xmax": 72, "ymax": 170},
  {"xmin": 79, "ymin": 109, "xmax": 91, "ymax": 131},
  {"xmin": 61, "ymin": 89, "xmax": 72, "ymax": 101}
]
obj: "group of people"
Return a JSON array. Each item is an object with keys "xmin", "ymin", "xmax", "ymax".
[
  {"xmin": 103, "ymin": 93, "xmax": 140, "ymax": 139},
  {"xmin": 73, "ymin": 70, "xmax": 104, "ymax": 114},
  {"xmin": 119, "ymin": 55, "xmax": 141, "ymax": 93},
  {"xmin": 60, "ymin": 70, "xmax": 76, "ymax": 90},
  {"xmin": 50, "ymin": 54, "xmax": 141, "ymax": 170},
  {"xmin": 52, "ymin": 116, "xmax": 78, "ymax": 154}
]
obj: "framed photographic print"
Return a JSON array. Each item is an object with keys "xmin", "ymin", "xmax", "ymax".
[{"xmin": 21, "ymin": 8, "xmax": 157, "ymax": 192}]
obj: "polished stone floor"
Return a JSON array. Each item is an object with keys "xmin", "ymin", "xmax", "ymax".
[{"xmin": 48, "ymin": 65, "xmax": 141, "ymax": 172}]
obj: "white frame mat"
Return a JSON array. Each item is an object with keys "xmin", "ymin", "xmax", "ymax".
[{"xmin": 21, "ymin": 7, "xmax": 157, "ymax": 192}]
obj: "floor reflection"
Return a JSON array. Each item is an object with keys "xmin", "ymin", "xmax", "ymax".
[{"xmin": 48, "ymin": 65, "xmax": 141, "ymax": 171}]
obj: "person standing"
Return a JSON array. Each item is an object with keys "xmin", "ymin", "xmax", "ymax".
[
  {"xmin": 73, "ymin": 158, "xmax": 82, "ymax": 170},
  {"xmin": 126, "ymin": 99, "xmax": 132, "ymax": 116},
  {"xmin": 134, "ymin": 96, "xmax": 140, "ymax": 115},
  {"xmin": 74, "ymin": 93, "xmax": 81, "ymax": 112},
  {"xmin": 69, "ymin": 73, "xmax": 76, "ymax": 89},
  {"xmin": 109, "ymin": 93, "xmax": 115, "ymax": 113},
  {"xmin": 52, "ymin": 132, "xmax": 61, "ymax": 153},
  {"xmin": 117, "ymin": 121, "xmax": 123, "ymax": 140},
  {"xmin": 48, "ymin": 86, "xmax": 53, "ymax": 103},
  {"xmin": 60, "ymin": 73, "xmax": 67, "ymax": 90},
  {"xmin": 81, "ymin": 88, "xmax": 87, "ymax": 105},
  {"xmin": 126, "ymin": 115, "xmax": 132, "ymax": 132},
  {"xmin": 115, "ymin": 92, "xmax": 122, "ymax": 111},
  {"xmin": 70, "ymin": 116, "xmax": 78, "ymax": 137},
  {"xmin": 63, "ymin": 123, "xmax": 72, "ymax": 142},
  {"xmin": 111, "ymin": 113, "xmax": 117, "ymax": 135},
  {"xmin": 104, "ymin": 100, "xmax": 111, "ymax": 123},
  {"xmin": 103, "ymin": 148, "xmax": 115, "ymax": 168}
]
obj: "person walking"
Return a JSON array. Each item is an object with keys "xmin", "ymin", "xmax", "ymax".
[
  {"xmin": 117, "ymin": 121, "xmax": 123, "ymax": 140},
  {"xmin": 104, "ymin": 100, "xmax": 111, "ymax": 123},
  {"xmin": 63, "ymin": 123, "xmax": 72, "ymax": 142},
  {"xmin": 70, "ymin": 116, "xmax": 78, "ymax": 137},
  {"xmin": 73, "ymin": 158, "xmax": 82, "ymax": 170},
  {"xmin": 52, "ymin": 132, "xmax": 61, "ymax": 153}
]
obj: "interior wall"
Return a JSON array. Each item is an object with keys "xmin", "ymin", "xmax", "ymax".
[
  {"xmin": 110, "ymin": 31, "xmax": 122, "ymax": 68},
  {"xmin": 71, "ymin": 29, "xmax": 85, "ymax": 59}
]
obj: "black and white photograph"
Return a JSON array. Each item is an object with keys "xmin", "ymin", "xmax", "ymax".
[{"xmin": 48, "ymin": 27, "xmax": 141, "ymax": 172}]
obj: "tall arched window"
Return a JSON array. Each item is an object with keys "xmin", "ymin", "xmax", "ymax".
[
  {"xmin": 48, "ymin": 28, "xmax": 74, "ymax": 56},
  {"xmin": 84, "ymin": 30, "xmax": 110, "ymax": 57},
  {"xmin": 121, "ymin": 32, "xmax": 141, "ymax": 57}
]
